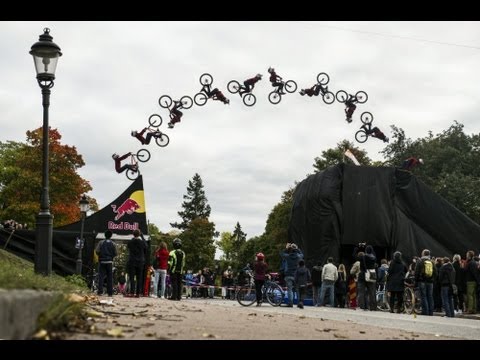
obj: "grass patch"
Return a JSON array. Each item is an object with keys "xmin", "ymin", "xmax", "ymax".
[{"xmin": 0, "ymin": 249, "xmax": 88, "ymax": 292}]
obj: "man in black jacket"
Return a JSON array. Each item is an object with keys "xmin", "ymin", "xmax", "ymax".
[{"xmin": 95, "ymin": 230, "xmax": 117, "ymax": 296}]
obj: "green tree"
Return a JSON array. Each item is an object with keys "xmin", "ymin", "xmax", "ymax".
[
  {"xmin": 312, "ymin": 139, "xmax": 371, "ymax": 173},
  {"xmin": 0, "ymin": 127, "xmax": 96, "ymax": 227},
  {"xmin": 381, "ymin": 121, "xmax": 480, "ymax": 223},
  {"xmin": 170, "ymin": 173, "xmax": 212, "ymax": 230},
  {"xmin": 180, "ymin": 217, "xmax": 217, "ymax": 272},
  {"xmin": 216, "ymin": 231, "xmax": 234, "ymax": 262}
]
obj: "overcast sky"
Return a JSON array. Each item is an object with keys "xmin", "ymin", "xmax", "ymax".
[{"xmin": 1, "ymin": 21, "xmax": 480, "ymax": 240}]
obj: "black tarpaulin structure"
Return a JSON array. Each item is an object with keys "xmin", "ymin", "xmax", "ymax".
[
  {"xmin": 289, "ymin": 163, "xmax": 480, "ymax": 268},
  {"xmin": 0, "ymin": 176, "xmax": 148, "ymax": 276}
]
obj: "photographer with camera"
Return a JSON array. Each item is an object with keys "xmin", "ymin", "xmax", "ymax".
[{"xmin": 280, "ymin": 242, "xmax": 304, "ymax": 307}]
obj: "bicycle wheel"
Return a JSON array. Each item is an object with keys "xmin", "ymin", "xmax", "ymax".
[
  {"xmin": 355, "ymin": 90, "xmax": 368, "ymax": 104},
  {"xmin": 227, "ymin": 80, "xmax": 240, "ymax": 94},
  {"xmin": 414, "ymin": 288, "xmax": 422, "ymax": 314},
  {"xmin": 158, "ymin": 95, "xmax": 172, "ymax": 109},
  {"xmin": 322, "ymin": 91, "xmax": 335, "ymax": 105},
  {"xmin": 335, "ymin": 90, "xmax": 348, "ymax": 103},
  {"xmin": 316, "ymin": 72, "xmax": 330, "ymax": 85},
  {"xmin": 360, "ymin": 111, "xmax": 374, "ymax": 124},
  {"xmin": 236, "ymin": 285, "xmax": 257, "ymax": 306},
  {"xmin": 148, "ymin": 114, "xmax": 162, "ymax": 127},
  {"xmin": 265, "ymin": 283, "xmax": 284, "ymax": 306},
  {"xmin": 199, "ymin": 73, "xmax": 213, "ymax": 86},
  {"xmin": 376, "ymin": 291, "xmax": 391, "ymax": 312},
  {"xmin": 126, "ymin": 169, "xmax": 138, "ymax": 181},
  {"xmin": 155, "ymin": 133, "xmax": 170, "ymax": 147},
  {"xmin": 284, "ymin": 80, "xmax": 297, "ymax": 93},
  {"xmin": 268, "ymin": 91, "xmax": 281, "ymax": 105},
  {"xmin": 180, "ymin": 95, "xmax": 193, "ymax": 109},
  {"xmin": 136, "ymin": 148, "xmax": 151, "ymax": 162},
  {"xmin": 355, "ymin": 130, "xmax": 368, "ymax": 143},
  {"xmin": 403, "ymin": 287, "xmax": 415, "ymax": 314},
  {"xmin": 243, "ymin": 93, "xmax": 256, "ymax": 107},
  {"xmin": 194, "ymin": 92, "xmax": 208, "ymax": 106}
]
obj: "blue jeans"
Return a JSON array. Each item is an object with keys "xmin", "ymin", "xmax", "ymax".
[
  {"xmin": 318, "ymin": 281, "xmax": 335, "ymax": 307},
  {"xmin": 419, "ymin": 282, "xmax": 434, "ymax": 315},
  {"xmin": 441, "ymin": 286, "xmax": 455, "ymax": 317},
  {"xmin": 285, "ymin": 276, "xmax": 296, "ymax": 304}
]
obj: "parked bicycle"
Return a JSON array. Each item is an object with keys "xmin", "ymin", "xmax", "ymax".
[
  {"xmin": 268, "ymin": 79, "xmax": 298, "ymax": 105},
  {"xmin": 227, "ymin": 79, "xmax": 257, "ymax": 107},
  {"xmin": 236, "ymin": 271, "xmax": 285, "ymax": 307},
  {"xmin": 125, "ymin": 149, "xmax": 151, "ymax": 181}
]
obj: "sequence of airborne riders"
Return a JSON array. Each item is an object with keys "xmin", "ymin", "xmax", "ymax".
[{"xmin": 112, "ymin": 68, "xmax": 389, "ymax": 180}]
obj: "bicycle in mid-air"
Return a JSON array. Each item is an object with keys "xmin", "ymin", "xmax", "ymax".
[
  {"xmin": 236, "ymin": 271, "xmax": 285, "ymax": 307},
  {"xmin": 144, "ymin": 114, "xmax": 170, "ymax": 147},
  {"xmin": 315, "ymin": 72, "xmax": 335, "ymax": 105},
  {"xmin": 354, "ymin": 112, "xmax": 374, "ymax": 143},
  {"xmin": 125, "ymin": 148, "xmax": 151, "ymax": 181},
  {"xmin": 193, "ymin": 73, "xmax": 216, "ymax": 106},
  {"xmin": 335, "ymin": 90, "xmax": 368, "ymax": 105},
  {"xmin": 227, "ymin": 79, "xmax": 257, "ymax": 107},
  {"xmin": 158, "ymin": 94, "xmax": 194, "ymax": 124},
  {"xmin": 268, "ymin": 79, "xmax": 298, "ymax": 105}
]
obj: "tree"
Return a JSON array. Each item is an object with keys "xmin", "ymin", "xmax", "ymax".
[
  {"xmin": 312, "ymin": 139, "xmax": 371, "ymax": 173},
  {"xmin": 170, "ymin": 173, "xmax": 212, "ymax": 230},
  {"xmin": 180, "ymin": 217, "xmax": 217, "ymax": 272},
  {"xmin": 381, "ymin": 121, "xmax": 480, "ymax": 224},
  {"xmin": 216, "ymin": 231, "xmax": 234, "ymax": 262},
  {"xmin": 0, "ymin": 127, "xmax": 96, "ymax": 227}
]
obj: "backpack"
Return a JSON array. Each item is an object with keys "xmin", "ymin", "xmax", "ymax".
[{"xmin": 423, "ymin": 260, "xmax": 433, "ymax": 278}]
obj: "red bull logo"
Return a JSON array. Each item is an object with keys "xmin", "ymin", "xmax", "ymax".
[{"xmin": 111, "ymin": 198, "xmax": 140, "ymax": 221}]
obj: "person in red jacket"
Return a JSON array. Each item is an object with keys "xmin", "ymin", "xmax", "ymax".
[
  {"xmin": 268, "ymin": 67, "xmax": 285, "ymax": 95},
  {"xmin": 253, "ymin": 252, "xmax": 268, "ymax": 306},
  {"xmin": 401, "ymin": 157, "xmax": 424, "ymax": 171},
  {"xmin": 154, "ymin": 241, "xmax": 170, "ymax": 298}
]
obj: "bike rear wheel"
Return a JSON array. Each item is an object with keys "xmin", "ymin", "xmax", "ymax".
[
  {"xmin": 322, "ymin": 91, "xmax": 335, "ymax": 105},
  {"xmin": 403, "ymin": 287, "xmax": 415, "ymax": 314},
  {"xmin": 355, "ymin": 130, "xmax": 368, "ymax": 143},
  {"xmin": 136, "ymin": 148, "xmax": 151, "ymax": 162},
  {"xmin": 180, "ymin": 95, "xmax": 193, "ymax": 109},
  {"xmin": 126, "ymin": 169, "xmax": 139, "ymax": 181},
  {"xmin": 237, "ymin": 285, "xmax": 257, "ymax": 306},
  {"xmin": 194, "ymin": 92, "xmax": 208, "ymax": 106},
  {"xmin": 268, "ymin": 91, "xmax": 281, "ymax": 105},
  {"xmin": 336, "ymin": 90, "xmax": 348, "ymax": 103},
  {"xmin": 243, "ymin": 93, "xmax": 256, "ymax": 106},
  {"xmin": 155, "ymin": 133, "xmax": 170, "ymax": 147},
  {"xmin": 265, "ymin": 283, "xmax": 284, "ymax": 306},
  {"xmin": 355, "ymin": 91, "xmax": 368, "ymax": 104}
]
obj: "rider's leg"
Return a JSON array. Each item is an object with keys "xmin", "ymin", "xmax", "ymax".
[{"xmin": 145, "ymin": 132, "xmax": 154, "ymax": 145}]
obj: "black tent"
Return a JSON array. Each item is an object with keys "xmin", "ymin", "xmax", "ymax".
[
  {"xmin": 289, "ymin": 164, "xmax": 480, "ymax": 268},
  {"xmin": 0, "ymin": 176, "xmax": 148, "ymax": 277}
]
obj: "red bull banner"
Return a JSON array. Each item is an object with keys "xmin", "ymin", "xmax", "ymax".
[{"xmin": 56, "ymin": 175, "xmax": 148, "ymax": 236}]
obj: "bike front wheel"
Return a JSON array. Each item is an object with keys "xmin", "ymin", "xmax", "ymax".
[
  {"xmin": 136, "ymin": 148, "xmax": 151, "ymax": 162},
  {"xmin": 155, "ymin": 133, "xmax": 170, "ymax": 147},
  {"xmin": 284, "ymin": 80, "xmax": 297, "ymax": 93},
  {"xmin": 180, "ymin": 95, "xmax": 193, "ymax": 109},
  {"xmin": 199, "ymin": 73, "xmax": 213, "ymax": 86},
  {"xmin": 355, "ymin": 130, "xmax": 368, "ymax": 143},
  {"xmin": 227, "ymin": 80, "xmax": 240, "ymax": 94},
  {"xmin": 360, "ymin": 111, "xmax": 373, "ymax": 124},
  {"xmin": 237, "ymin": 285, "xmax": 257, "ymax": 306},
  {"xmin": 158, "ymin": 95, "xmax": 172, "ymax": 109},
  {"xmin": 148, "ymin": 114, "xmax": 163, "ymax": 127},
  {"xmin": 336, "ymin": 90, "xmax": 348, "ymax": 103},
  {"xmin": 403, "ymin": 287, "xmax": 415, "ymax": 314},
  {"xmin": 355, "ymin": 90, "xmax": 368, "ymax": 104},
  {"xmin": 317, "ymin": 72, "xmax": 330, "ymax": 85}
]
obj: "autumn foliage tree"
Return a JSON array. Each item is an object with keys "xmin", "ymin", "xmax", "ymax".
[{"xmin": 0, "ymin": 127, "xmax": 96, "ymax": 228}]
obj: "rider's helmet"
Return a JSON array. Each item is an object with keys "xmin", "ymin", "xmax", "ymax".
[
  {"xmin": 131, "ymin": 130, "xmax": 137, "ymax": 136},
  {"xmin": 419, "ymin": 158, "xmax": 424, "ymax": 165},
  {"xmin": 112, "ymin": 153, "xmax": 119, "ymax": 159},
  {"xmin": 173, "ymin": 238, "xmax": 182, "ymax": 249},
  {"xmin": 256, "ymin": 252, "xmax": 265, "ymax": 260},
  {"xmin": 256, "ymin": 73, "xmax": 263, "ymax": 78},
  {"xmin": 267, "ymin": 67, "xmax": 274, "ymax": 73}
]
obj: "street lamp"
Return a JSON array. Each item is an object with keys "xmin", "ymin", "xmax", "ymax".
[
  {"xmin": 30, "ymin": 28, "xmax": 62, "ymax": 275},
  {"xmin": 76, "ymin": 195, "xmax": 90, "ymax": 275}
]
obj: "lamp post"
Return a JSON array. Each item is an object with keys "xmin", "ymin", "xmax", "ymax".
[
  {"xmin": 30, "ymin": 28, "xmax": 62, "ymax": 275},
  {"xmin": 76, "ymin": 195, "xmax": 90, "ymax": 275}
]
